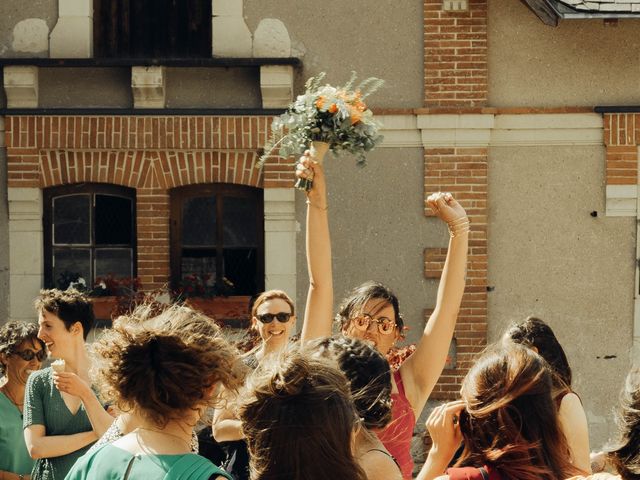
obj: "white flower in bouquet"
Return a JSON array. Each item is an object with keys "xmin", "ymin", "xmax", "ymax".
[{"xmin": 258, "ymin": 72, "xmax": 385, "ymax": 191}]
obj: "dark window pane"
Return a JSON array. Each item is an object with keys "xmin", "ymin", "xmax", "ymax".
[
  {"xmin": 181, "ymin": 249, "xmax": 216, "ymax": 279},
  {"xmin": 223, "ymin": 196, "xmax": 258, "ymax": 247},
  {"xmin": 95, "ymin": 249, "xmax": 133, "ymax": 278},
  {"xmin": 183, "ymin": 197, "xmax": 216, "ymax": 247},
  {"xmin": 95, "ymin": 195, "xmax": 133, "ymax": 245},
  {"xmin": 53, "ymin": 248, "xmax": 91, "ymax": 290},
  {"xmin": 53, "ymin": 195, "xmax": 90, "ymax": 245},
  {"xmin": 223, "ymin": 248, "xmax": 257, "ymax": 295}
]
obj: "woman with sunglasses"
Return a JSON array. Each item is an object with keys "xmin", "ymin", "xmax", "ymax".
[
  {"xmin": 0, "ymin": 321, "xmax": 46, "ymax": 480},
  {"xmin": 212, "ymin": 290, "xmax": 296, "ymax": 480},
  {"xmin": 297, "ymin": 152, "xmax": 469, "ymax": 479},
  {"xmin": 23, "ymin": 289, "xmax": 114, "ymax": 480}
]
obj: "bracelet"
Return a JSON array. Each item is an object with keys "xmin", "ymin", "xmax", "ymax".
[
  {"xmin": 448, "ymin": 218, "xmax": 470, "ymax": 237},
  {"xmin": 306, "ymin": 199, "xmax": 328, "ymax": 211}
]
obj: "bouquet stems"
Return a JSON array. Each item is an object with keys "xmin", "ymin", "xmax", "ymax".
[{"xmin": 294, "ymin": 141, "xmax": 330, "ymax": 191}]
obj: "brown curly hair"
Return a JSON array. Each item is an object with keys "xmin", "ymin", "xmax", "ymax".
[
  {"xmin": 240, "ymin": 351, "xmax": 367, "ymax": 480},
  {"xmin": 93, "ymin": 304, "xmax": 246, "ymax": 428},
  {"xmin": 34, "ymin": 288, "xmax": 95, "ymax": 340},
  {"xmin": 0, "ymin": 322, "xmax": 46, "ymax": 376}
]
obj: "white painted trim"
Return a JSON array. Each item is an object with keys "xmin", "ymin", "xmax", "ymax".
[
  {"xmin": 8, "ymin": 188, "xmax": 43, "ymax": 323},
  {"xmin": 378, "ymin": 115, "xmax": 422, "ymax": 148},
  {"xmin": 491, "ymin": 114, "xmax": 603, "ymax": 146},
  {"xmin": 3, "ymin": 66, "xmax": 39, "ymax": 108},
  {"xmin": 131, "ymin": 66, "xmax": 166, "ymax": 109},
  {"xmin": 263, "ymin": 188, "xmax": 297, "ymax": 300}
]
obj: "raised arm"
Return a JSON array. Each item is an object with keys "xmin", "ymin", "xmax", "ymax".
[
  {"xmin": 53, "ymin": 371, "xmax": 114, "ymax": 437},
  {"xmin": 298, "ymin": 151, "xmax": 334, "ymax": 343},
  {"xmin": 400, "ymin": 193, "xmax": 469, "ymax": 414},
  {"xmin": 212, "ymin": 388, "xmax": 244, "ymax": 442},
  {"xmin": 559, "ymin": 392, "xmax": 591, "ymax": 474}
]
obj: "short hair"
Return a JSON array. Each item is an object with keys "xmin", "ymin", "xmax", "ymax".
[
  {"xmin": 34, "ymin": 289, "xmax": 95, "ymax": 340},
  {"xmin": 240, "ymin": 351, "xmax": 367, "ymax": 480},
  {"xmin": 337, "ymin": 281, "xmax": 404, "ymax": 333},
  {"xmin": 607, "ymin": 368, "xmax": 640, "ymax": 479},
  {"xmin": 306, "ymin": 336, "xmax": 392, "ymax": 430},
  {"xmin": 93, "ymin": 304, "xmax": 246, "ymax": 428},
  {"xmin": 0, "ymin": 322, "xmax": 45, "ymax": 376},
  {"xmin": 250, "ymin": 290, "xmax": 295, "ymax": 318}
]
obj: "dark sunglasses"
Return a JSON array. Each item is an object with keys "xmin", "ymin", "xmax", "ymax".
[
  {"xmin": 13, "ymin": 349, "xmax": 46, "ymax": 362},
  {"xmin": 256, "ymin": 312, "xmax": 292, "ymax": 324}
]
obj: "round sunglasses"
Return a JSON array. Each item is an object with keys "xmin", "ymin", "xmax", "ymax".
[
  {"xmin": 352, "ymin": 314, "xmax": 396, "ymax": 335},
  {"xmin": 12, "ymin": 349, "xmax": 46, "ymax": 362},
  {"xmin": 256, "ymin": 312, "xmax": 292, "ymax": 324}
]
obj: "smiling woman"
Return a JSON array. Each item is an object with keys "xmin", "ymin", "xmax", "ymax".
[
  {"xmin": 23, "ymin": 289, "xmax": 114, "ymax": 480},
  {"xmin": 0, "ymin": 321, "xmax": 46, "ymax": 480}
]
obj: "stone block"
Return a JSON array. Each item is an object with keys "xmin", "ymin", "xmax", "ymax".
[
  {"xmin": 253, "ymin": 19, "xmax": 291, "ymax": 58},
  {"xmin": 12, "ymin": 19, "xmax": 49, "ymax": 54},
  {"xmin": 9, "ymin": 274, "xmax": 43, "ymax": 322},
  {"xmin": 59, "ymin": 0, "xmax": 92, "ymax": 17},
  {"xmin": 212, "ymin": 17, "xmax": 252, "ymax": 57},
  {"xmin": 50, "ymin": 16, "xmax": 93, "ymax": 58},
  {"xmin": 10, "ymin": 230, "xmax": 42, "ymax": 274},
  {"xmin": 3, "ymin": 66, "xmax": 39, "ymax": 108},
  {"xmin": 260, "ymin": 65, "xmax": 294, "ymax": 109},
  {"xmin": 132, "ymin": 66, "xmax": 166, "ymax": 108},
  {"xmin": 211, "ymin": 0, "xmax": 243, "ymax": 17}
]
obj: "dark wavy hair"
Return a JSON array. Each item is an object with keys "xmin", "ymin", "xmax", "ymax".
[
  {"xmin": 240, "ymin": 352, "xmax": 367, "ymax": 480},
  {"xmin": 93, "ymin": 304, "xmax": 246, "ymax": 428},
  {"xmin": 607, "ymin": 369, "xmax": 640, "ymax": 480},
  {"xmin": 504, "ymin": 316, "xmax": 572, "ymax": 389},
  {"xmin": 337, "ymin": 281, "xmax": 404, "ymax": 334},
  {"xmin": 456, "ymin": 345, "xmax": 581, "ymax": 480},
  {"xmin": 305, "ymin": 336, "xmax": 392, "ymax": 430},
  {"xmin": 35, "ymin": 288, "xmax": 95, "ymax": 340},
  {"xmin": 0, "ymin": 322, "xmax": 46, "ymax": 376}
]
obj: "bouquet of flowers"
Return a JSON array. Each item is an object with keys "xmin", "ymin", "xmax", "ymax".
[{"xmin": 258, "ymin": 72, "xmax": 385, "ymax": 191}]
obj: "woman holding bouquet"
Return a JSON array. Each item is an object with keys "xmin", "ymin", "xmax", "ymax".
[{"xmin": 298, "ymin": 152, "xmax": 469, "ymax": 479}]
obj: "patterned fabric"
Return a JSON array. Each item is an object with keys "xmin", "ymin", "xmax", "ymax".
[{"xmin": 23, "ymin": 367, "xmax": 95, "ymax": 480}]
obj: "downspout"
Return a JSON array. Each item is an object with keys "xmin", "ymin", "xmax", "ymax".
[{"xmin": 634, "ymin": 147, "xmax": 640, "ymax": 365}]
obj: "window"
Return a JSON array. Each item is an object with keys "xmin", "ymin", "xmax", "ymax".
[
  {"xmin": 43, "ymin": 184, "xmax": 136, "ymax": 290},
  {"xmin": 170, "ymin": 184, "xmax": 264, "ymax": 296},
  {"xmin": 94, "ymin": 0, "xmax": 212, "ymax": 58}
]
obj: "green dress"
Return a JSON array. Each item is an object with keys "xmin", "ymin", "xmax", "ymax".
[
  {"xmin": 23, "ymin": 367, "xmax": 95, "ymax": 480},
  {"xmin": 64, "ymin": 443, "xmax": 233, "ymax": 480},
  {"xmin": 0, "ymin": 391, "xmax": 34, "ymax": 475}
]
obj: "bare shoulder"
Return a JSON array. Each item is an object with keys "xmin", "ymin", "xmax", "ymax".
[
  {"xmin": 360, "ymin": 450, "xmax": 403, "ymax": 480},
  {"xmin": 559, "ymin": 392, "xmax": 587, "ymax": 421},
  {"xmin": 434, "ymin": 475, "xmax": 451, "ymax": 480}
]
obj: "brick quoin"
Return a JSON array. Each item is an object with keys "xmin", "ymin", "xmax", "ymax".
[
  {"xmin": 424, "ymin": 0, "xmax": 488, "ymax": 107},
  {"xmin": 424, "ymin": 147, "xmax": 488, "ymax": 400},
  {"xmin": 604, "ymin": 114, "xmax": 639, "ymax": 185},
  {"xmin": 5, "ymin": 115, "xmax": 285, "ymax": 291}
]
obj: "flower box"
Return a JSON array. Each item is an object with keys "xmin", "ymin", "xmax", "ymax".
[
  {"xmin": 185, "ymin": 296, "xmax": 251, "ymax": 328},
  {"xmin": 91, "ymin": 296, "xmax": 119, "ymax": 321}
]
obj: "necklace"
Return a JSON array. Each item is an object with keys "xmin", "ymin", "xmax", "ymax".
[
  {"xmin": 1, "ymin": 385, "xmax": 24, "ymax": 410},
  {"xmin": 135, "ymin": 427, "xmax": 192, "ymax": 452}
]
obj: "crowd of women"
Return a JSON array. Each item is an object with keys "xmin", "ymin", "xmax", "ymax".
[{"xmin": 0, "ymin": 151, "xmax": 637, "ymax": 480}]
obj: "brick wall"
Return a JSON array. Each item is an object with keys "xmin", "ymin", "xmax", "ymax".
[
  {"xmin": 604, "ymin": 113, "xmax": 639, "ymax": 186},
  {"xmin": 424, "ymin": 0, "xmax": 488, "ymax": 107},
  {"xmin": 4, "ymin": 115, "xmax": 292, "ymax": 290},
  {"xmin": 423, "ymin": 147, "xmax": 488, "ymax": 399}
]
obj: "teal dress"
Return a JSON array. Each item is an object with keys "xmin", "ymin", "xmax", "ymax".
[
  {"xmin": 23, "ymin": 367, "xmax": 95, "ymax": 480},
  {"xmin": 65, "ymin": 444, "xmax": 233, "ymax": 480},
  {"xmin": 0, "ymin": 391, "xmax": 34, "ymax": 475}
]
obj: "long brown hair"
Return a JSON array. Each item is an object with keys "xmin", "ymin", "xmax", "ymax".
[
  {"xmin": 456, "ymin": 345, "xmax": 581, "ymax": 480},
  {"xmin": 607, "ymin": 369, "xmax": 640, "ymax": 480},
  {"xmin": 240, "ymin": 352, "xmax": 367, "ymax": 480}
]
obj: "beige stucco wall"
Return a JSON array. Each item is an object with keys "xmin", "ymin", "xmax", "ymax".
[
  {"xmin": 0, "ymin": 0, "xmax": 56, "ymax": 57},
  {"xmin": 244, "ymin": 0, "xmax": 424, "ymax": 109},
  {"xmin": 489, "ymin": 0, "xmax": 640, "ymax": 107},
  {"xmin": 488, "ymin": 144, "xmax": 635, "ymax": 448},
  {"xmin": 295, "ymin": 146, "xmax": 444, "ymax": 346},
  {"xmin": 39, "ymin": 68, "xmax": 131, "ymax": 108},
  {"xmin": 0, "ymin": 125, "xmax": 8, "ymax": 323}
]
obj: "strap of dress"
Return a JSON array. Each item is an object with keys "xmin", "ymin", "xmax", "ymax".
[
  {"xmin": 365, "ymin": 448, "xmax": 401, "ymax": 469},
  {"xmin": 393, "ymin": 370, "xmax": 406, "ymax": 396}
]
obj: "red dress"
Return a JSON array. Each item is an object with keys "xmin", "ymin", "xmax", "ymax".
[
  {"xmin": 447, "ymin": 465, "xmax": 503, "ymax": 480},
  {"xmin": 376, "ymin": 370, "xmax": 416, "ymax": 479}
]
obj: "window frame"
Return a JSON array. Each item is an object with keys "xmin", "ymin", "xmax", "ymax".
[
  {"xmin": 170, "ymin": 183, "xmax": 265, "ymax": 296},
  {"xmin": 43, "ymin": 183, "xmax": 137, "ymax": 290}
]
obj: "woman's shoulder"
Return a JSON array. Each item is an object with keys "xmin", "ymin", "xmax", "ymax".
[
  {"xmin": 25, "ymin": 367, "xmax": 52, "ymax": 391},
  {"xmin": 566, "ymin": 474, "xmax": 621, "ymax": 480}
]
